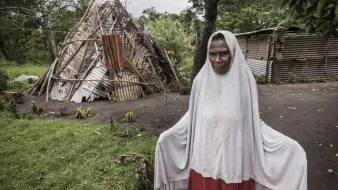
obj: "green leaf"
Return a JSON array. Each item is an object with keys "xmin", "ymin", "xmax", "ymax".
[
  {"xmin": 325, "ymin": 4, "xmax": 335, "ymax": 9},
  {"xmin": 304, "ymin": 6, "xmax": 318, "ymax": 18},
  {"xmin": 287, "ymin": 1, "xmax": 298, "ymax": 20},
  {"xmin": 307, "ymin": 0, "xmax": 317, "ymax": 7},
  {"xmin": 335, "ymin": 5, "xmax": 338, "ymax": 15},
  {"xmin": 296, "ymin": 1, "xmax": 304, "ymax": 13},
  {"xmin": 281, "ymin": 0, "xmax": 292, "ymax": 8},
  {"xmin": 322, "ymin": 10, "xmax": 331, "ymax": 18},
  {"xmin": 316, "ymin": 0, "xmax": 327, "ymax": 15}
]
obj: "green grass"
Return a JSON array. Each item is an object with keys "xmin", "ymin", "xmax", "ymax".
[
  {"xmin": 0, "ymin": 60, "xmax": 48, "ymax": 80},
  {"xmin": 0, "ymin": 111, "xmax": 157, "ymax": 190},
  {"xmin": 7, "ymin": 81, "xmax": 30, "ymax": 92}
]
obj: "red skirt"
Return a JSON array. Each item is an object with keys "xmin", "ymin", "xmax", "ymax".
[{"xmin": 188, "ymin": 169, "xmax": 255, "ymax": 190}]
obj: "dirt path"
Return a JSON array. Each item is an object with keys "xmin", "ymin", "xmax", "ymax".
[{"xmin": 17, "ymin": 82, "xmax": 338, "ymax": 189}]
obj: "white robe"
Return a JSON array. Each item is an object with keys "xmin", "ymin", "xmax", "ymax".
[{"xmin": 154, "ymin": 31, "xmax": 307, "ymax": 190}]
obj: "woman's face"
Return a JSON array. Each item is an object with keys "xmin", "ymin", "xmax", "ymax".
[{"xmin": 209, "ymin": 39, "xmax": 232, "ymax": 75}]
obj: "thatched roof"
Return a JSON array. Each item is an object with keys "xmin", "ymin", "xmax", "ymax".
[{"xmin": 30, "ymin": 0, "xmax": 179, "ymax": 103}]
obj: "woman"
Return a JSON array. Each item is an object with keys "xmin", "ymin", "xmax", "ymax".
[{"xmin": 154, "ymin": 31, "xmax": 307, "ymax": 190}]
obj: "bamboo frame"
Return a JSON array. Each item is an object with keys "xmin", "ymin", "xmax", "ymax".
[{"xmin": 29, "ymin": 0, "xmax": 176, "ymax": 103}]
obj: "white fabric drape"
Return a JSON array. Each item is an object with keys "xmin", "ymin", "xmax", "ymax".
[{"xmin": 154, "ymin": 31, "xmax": 307, "ymax": 190}]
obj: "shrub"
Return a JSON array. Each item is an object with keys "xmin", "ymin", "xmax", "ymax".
[
  {"xmin": 31, "ymin": 101, "xmax": 44, "ymax": 114},
  {"xmin": 254, "ymin": 75, "xmax": 267, "ymax": 84},
  {"xmin": 330, "ymin": 74, "xmax": 337, "ymax": 82},
  {"xmin": 272, "ymin": 77, "xmax": 283, "ymax": 85},
  {"xmin": 7, "ymin": 81, "xmax": 29, "ymax": 92},
  {"xmin": 74, "ymin": 106, "xmax": 92, "ymax": 119},
  {"xmin": 287, "ymin": 74, "xmax": 298, "ymax": 84},
  {"xmin": 298, "ymin": 75, "xmax": 312, "ymax": 83},
  {"xmin": 0, "ymin": 70, "xmax": 8, "ymax": 93},
  {"xmin": 0, "ymin": 95, "xmax": 17, "ymax": 113},
  {"xmin": 316, "ymin": 76, "xmax": 327, "ymax": 83}
]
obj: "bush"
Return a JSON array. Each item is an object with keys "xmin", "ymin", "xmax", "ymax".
[
  {"xmin": 27, "ymin": 77, "xmax": 35, "ymax": 84},
  {"xmin": 168, "ymin": 81, "xmax": 191, "ymax": 95},
  {"xmin": 31, "ymin": 101, "xmax": 44, "ymax": 114},
  {"xmin": 7, "ymin": 81, "xmax": 29, "ymax": 92},
  {"xmin": 329, "ymin": 74, "xmax": 337, "ymax": 82},
  {"xmin": 179, "ymin": 86, "xmax": 191, "ymax": 95},
  {"xmin": 74, "ymin": 106, "xmax": 92, "ymax": 119},
  {"xmin": 0, "ymin": 70, "xmax": 8, "ymax": 93},
  {"xmin": 0, "ymin": 95, "xmax": 17, "ymax": 113},
  {"xmin": 287, "ymin": 74, "xmax": 298, "ymax": 84},
  {"xmin": 168, "ymin": 81, "xmax": 181, "ymax": 92},
  {"xmin": 316, "ymin": 76, "xmax": 327, "ymax": 83},
  {"xmin": 253, "ymin": 75, "xmax": 267, "ymax": 84},
  {"xmin": 272, "ymin": 77, "xmax": 283, "ymax": 85},
  {"xmin": 298, "ymin": 75, "xmax": 312, "ymax": 83}
]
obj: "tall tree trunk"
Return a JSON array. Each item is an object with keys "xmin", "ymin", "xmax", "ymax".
[
  {"xmin": 191, "ymin": 0, "xmax": 219, "ymax": 82},
  {"xmin": 0, "ymin": 39, "xmax": 10, "ymax": 61},
  {"xmin": 38, "ymin": 0, "xmax": 58, "ymax": 60},
  {"xmin": 45, "ymin": 29, "xmax": 58, "ymax": 59}
]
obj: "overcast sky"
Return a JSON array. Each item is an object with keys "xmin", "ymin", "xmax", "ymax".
[{"xmin": 122, "ymin": 0, "xmax": 191, "ymax": 18}]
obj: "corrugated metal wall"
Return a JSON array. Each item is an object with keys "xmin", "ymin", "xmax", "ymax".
[
  {"xmin": 273, "ymin": 35, "xmax": 338, "ymax": 81},
  {"xmin": 237, "ymin": 35, "xmax": 272, "ymax": 81},
  {"xmin": 237, "ymin": 32, "xmax": 338, "ymax": 83}
]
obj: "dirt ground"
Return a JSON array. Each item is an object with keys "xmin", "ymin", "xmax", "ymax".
[{"xmin": 17, "ymin": 82, "xmax": 338, "ymax": 189}]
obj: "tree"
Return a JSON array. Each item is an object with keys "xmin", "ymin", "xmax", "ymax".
[
  {"xmin": 217, "ymin": 0, "xmax": 286, "ymax": 33},
  {"xmin": 282, "ymin": 0, "xmax": 338, "ymax": 35},
  {"xmin": 0, "ymin": 0, "xmax": 89, "ymax": 63},
  {"xmin": 148, "ymin": 16, "xmax": 194, "ymax": 67},
  {"xmin": 190, "ymin": 0, "xmax": 220, "ymax": 82}
]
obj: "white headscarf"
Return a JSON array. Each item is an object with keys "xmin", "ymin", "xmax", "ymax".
[{"xmin": 154, "ymin": 31, "xmax": 307, "ymax": 190}]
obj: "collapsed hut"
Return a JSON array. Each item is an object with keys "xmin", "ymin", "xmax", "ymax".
[{"xmin": 30, "ymin": 0, "xmax": 178, "ymax": 103}]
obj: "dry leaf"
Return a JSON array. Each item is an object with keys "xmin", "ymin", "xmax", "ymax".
[
  {"xmin": 94, "ymin": 130, "xmax": 102, "ymax": 136},
  {"xmin": 136, "ymin": 134, "xmax": 142, "ymax": 137}
]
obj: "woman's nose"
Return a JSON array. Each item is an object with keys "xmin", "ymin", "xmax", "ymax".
[{"xmin": 215, "ymin": 54, "xmax": 221, "ymax": 62}]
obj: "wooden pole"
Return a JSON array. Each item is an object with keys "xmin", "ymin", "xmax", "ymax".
[
  {"xmin": 324, "ymin": 36, "xmax": 331, "ymax": 79},
  {"xmin": 265, "ymin": 34, "xmax": 273, "ymax": 83},
  {"xmin": 45, "ymin": 58, "xmax": 58, "ymax": 103},
  {"xmin": 53, "ymin": 78, "xmax": 157, "ymax": 86},
  {"xmin": 271, "ymin": 30, "xmax": 278, "ymax": 82},
  {"xmin": 164, "ymin": 49, "xmax": 180, "ymax": 84}
]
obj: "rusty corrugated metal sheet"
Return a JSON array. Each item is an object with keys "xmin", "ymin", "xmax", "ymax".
[
  {"xmin": 246, "ymin": 58, "xmax": 270, "ymax": 78},
  {"xmin": 273, "ymin": 35, "xmax": 338, "ymax": 81},
  {"xmin": 237, "ymin": 38, "xmax": 247, "ymax": 56},
  {"xmin": 112, "ymin": 71, "xmax": 142, "ymax": 102},
  {"xmin": 237, "ymin": 35, "xmax": 271, "ymax": 81}
]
